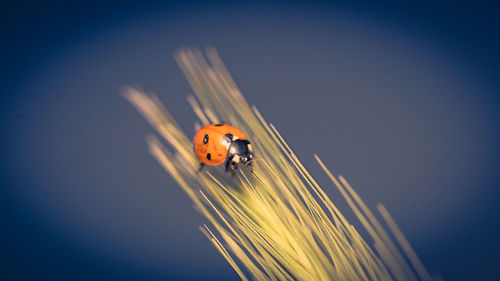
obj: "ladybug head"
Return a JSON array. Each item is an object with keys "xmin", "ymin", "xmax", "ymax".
[{"xmin": 225, "ymin": 139, "xmax": 254, "ymax": 172}]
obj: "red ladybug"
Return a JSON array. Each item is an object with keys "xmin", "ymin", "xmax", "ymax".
[{"xmin": 193, "ymin": 123, "xmax": 254, "ymax": 172}]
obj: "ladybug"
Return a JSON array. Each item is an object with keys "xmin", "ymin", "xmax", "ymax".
[{"xmin": 193, "ymin": 123, "xmax": 254, "ymax": 173}]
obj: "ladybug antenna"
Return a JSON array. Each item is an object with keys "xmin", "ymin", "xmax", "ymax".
[{"xmin": 245, "ymin": 157, "xmax": 262, "ymax": 166}]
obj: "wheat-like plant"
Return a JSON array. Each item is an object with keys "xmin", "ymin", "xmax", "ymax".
[{"xmin": 124, "ymin": 48, "xmax": 434, "ymax": 281}]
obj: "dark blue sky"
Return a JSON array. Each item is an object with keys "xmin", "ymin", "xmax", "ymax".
[{"xmin": 1, "ymin": 1, "xmax": 499, "ymax": 280}]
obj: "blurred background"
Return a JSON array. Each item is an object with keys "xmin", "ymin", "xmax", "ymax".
[{"xmin": 1, "ymin": 0, "xmax": 499, "ymax": 280}]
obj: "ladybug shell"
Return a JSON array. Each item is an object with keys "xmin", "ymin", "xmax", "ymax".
[{"xmin": 193, "ymin": 123, "xmax": 248, "ymax": 166}]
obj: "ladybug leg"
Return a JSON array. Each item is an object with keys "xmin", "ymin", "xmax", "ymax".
[
  {"xmin": 225, "ymin": 160, "xmax": 237, "ymax": 177},
  {"xmin": 230, "ymin": 161, "xmax": 238, "ymax": 177},
  {"xmin": 225, "ymin": 155, "xmax": 240, "ymax": 176},
  {"xmin": 231, "ymin": 162, "xmax": 238, "ymax": 177},
  {"xmin": 225, "ymin": 156, "xmax": 234, "ymax": 173},
  {"xmin": 231, "ymin": 161, "xmax": 238, "ymax": 170},
  {"xmin": 198, "ymin": 163, "xmax": 205, "ymax": 172}
]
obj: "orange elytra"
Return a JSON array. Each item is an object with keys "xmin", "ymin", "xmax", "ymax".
[{"xmin": 193, "ymin": 123, "xmax": 254, "ymax": 172}]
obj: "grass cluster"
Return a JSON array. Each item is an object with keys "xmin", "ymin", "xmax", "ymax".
[{"xmin": 125, "ymin": 48, "xmax": 433, "ymax": 281}]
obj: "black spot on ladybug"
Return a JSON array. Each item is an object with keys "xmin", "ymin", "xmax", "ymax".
[
  {"xmin": 203, "ymin": 134, "xmax": 209, "ymax": 144},
  {"xmin": 214, "ymin": 123, "xmax": 224, "ymax": 126},
  {"xmin": 206, "ymin": 153, "xmax": 211, "ymax": 160}
]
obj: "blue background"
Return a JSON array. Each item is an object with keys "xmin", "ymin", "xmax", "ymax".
[{"xmin": 1, "ymin": 1, "xmax": 499, "ymax": 280}]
